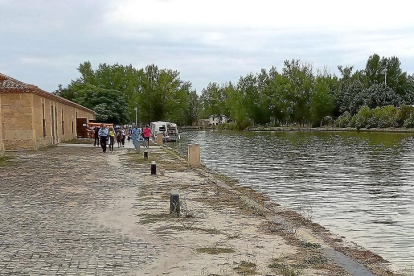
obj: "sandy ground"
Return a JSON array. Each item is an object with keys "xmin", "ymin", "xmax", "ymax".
[{"xmin": 94, "ymin": 144, "xmax": 396, "ymax": 276}]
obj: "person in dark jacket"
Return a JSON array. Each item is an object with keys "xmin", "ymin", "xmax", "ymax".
[{"xmin": 93, "ymin": 126, "xmax": 100, "ymax": 146}]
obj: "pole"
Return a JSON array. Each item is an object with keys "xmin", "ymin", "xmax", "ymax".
[{"xmin": 134, "ymin": 107, "xmax": 138, "ymax": 127}]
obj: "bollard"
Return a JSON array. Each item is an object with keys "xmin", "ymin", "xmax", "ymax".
[
  {"xmin": 156, "ymin": 133, "xmax": 163, "ymax": 146},
  {"xmin": 188, "ymin": 144, "xmax": 201, "ymax": 167},
  {"xmin": 170, "ymin": 190, "xmax": 180, "ymax": 216},
  {"xmin": 151, "ymin": 161, "xmax": 157, "ymax": 175},
  {"xmin": 144, "ymin": 151, "xmax": 148, "ymax": 160}
]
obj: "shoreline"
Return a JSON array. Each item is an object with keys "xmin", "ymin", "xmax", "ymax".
[
  {"xmin": 137, "ymin": 144, "xmax": 399, "ymax": 275},
  {"xmin": 180, "ymin": 125, "xmax": 414, "ymax": 134},
  {"xmin": 0, "ymin": 143, "xmax": 403, "ymax": 275}
]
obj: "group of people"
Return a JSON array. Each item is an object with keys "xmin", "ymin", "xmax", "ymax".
[{"xmin": 93, "ymin": 124, "xmax": 152, "ymax": 153}]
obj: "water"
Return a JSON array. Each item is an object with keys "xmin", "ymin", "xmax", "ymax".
[{"xmin": 173, "ymin": 130, "xmax": 414, "ymax": 272}]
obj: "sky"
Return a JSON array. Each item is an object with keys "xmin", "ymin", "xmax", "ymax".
[{"xmin": 1, "ymin": 0, "xmax": 414, "ymax": 93}]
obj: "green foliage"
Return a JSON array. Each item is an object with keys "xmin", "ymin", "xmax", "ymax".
[
  {"xmin": 56, "ymin": 82, "xmax": 129, "ymax": 124},
  {"xmin": 335, "ymin": 111, "xmax": 352, "ymax": 128},
  {"xmin": 404, "ymin": 114, "xmax": 414, "ymax": 128},
  {"xmin": 56, "ymin": 54, "xmax": 414, "ymax": 128},
  {"xmin": 354, "ymin": 106, "xmax": 372, "ymax": 129},
  {"xmin": 350, "ymin": 105, "xmax": 403, "ymax": 129},
  {"xmin": 310, "ymin": 77, "xmax": 335, "ymax": 126},
  {"xmin": 56, "ymin": 62, "xmax": 193, "ymax": 125}
]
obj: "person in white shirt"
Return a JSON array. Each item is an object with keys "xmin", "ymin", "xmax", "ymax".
[{"xmin": 98, "ymin": 124, "xmax": 109, "ymax": 153}]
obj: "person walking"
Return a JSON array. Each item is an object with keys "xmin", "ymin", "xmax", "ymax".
[
  {"xmin": 108, "ymin": 127, "xmax": 115, "ymax": 152},
  {"xmin": 120, "ymin": 128, "xmax": 126, "ymax": 147},
  {"xmin": 93, "ymin": 126, "xmax": 100, "ymax": 146},
  {"xmin": 98, "ymin": 124, "xmax": 109, "ymax": 153},
  {"xmin": 116, "ymin": 128, "xmax": 122, "ymax": 148},
  {"xmin": 142, "ymin": 125, "xmax": 151, "ymax": 148}
]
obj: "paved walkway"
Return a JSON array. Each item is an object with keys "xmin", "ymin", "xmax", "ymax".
[{"xmin": 0, "ymin": 145, "xmax": 157, "ymax": 276}]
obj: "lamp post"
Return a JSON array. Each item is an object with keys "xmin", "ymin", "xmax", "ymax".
[
  {"xmin": 134, "ymin": 107, "xmax": 138, "ymax": 127},
  {"xmin": 382, "ymin": 68, "xmax": 387, "ymax": 85}
]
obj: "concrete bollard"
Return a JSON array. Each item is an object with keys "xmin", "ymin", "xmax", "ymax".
[
  {"xmin": 188, "ymin": 144, "xmax": 201, "ymax": 167},
  {"xmin": 151, "ymin": 161, "xmax": 157, "ymax": 175},
  {"xmin": 170, "ymin": 190, "xmax": 180, "ymax": 216},
  {"xmin": 144, "ymin": 151, "xmax": 148, "ymax": 160},
  {"xmin": 157, "ymin": 133, "xmax": 163, "ymax": 146}
]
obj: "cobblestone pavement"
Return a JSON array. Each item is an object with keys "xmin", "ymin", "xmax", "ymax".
[{"xmin": 0, "ymin": 146, "xmax": 159, "ymax": 276}]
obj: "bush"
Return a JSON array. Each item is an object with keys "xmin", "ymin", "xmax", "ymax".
[
  {"xmin": 354, "ymin": 106, "xmax": 371, "ymax": 129},
  {"xmin": 335, "ymin": 111, "xmax": 352, "ymax": 128},
  {"xmin": 399, "ymin": 105, "xmax": 414, "ymax": 126},
  {"xmin": 235, "ymin": 119, "xmax": 253, "ymax": 130},
  {"xmin": 404, "ymin": 114, "xmax": 414, "ymax": 128}
]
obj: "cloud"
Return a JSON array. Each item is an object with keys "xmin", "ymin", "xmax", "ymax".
[
  {"xmin": 105, "ymin": 0, "xmax": 414, "ymax": 30},
  {"xmin": 1, "ymin": 0, "xmax": 414, "ymax": 92}
]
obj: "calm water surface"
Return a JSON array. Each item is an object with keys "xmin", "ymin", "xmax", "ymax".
[{"xmin": 174, "ymin": 130, "xmax": 414, "ymax": 272}]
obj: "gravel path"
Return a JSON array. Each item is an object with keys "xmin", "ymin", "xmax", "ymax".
[{"xmin": 0, "ymin": 146, "xmax": 158, "ymax": 276}]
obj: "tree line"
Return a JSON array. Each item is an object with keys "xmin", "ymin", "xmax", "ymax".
[{"xmin": 55, "ymin": 54, "xmax": 414, "ymax": 129}]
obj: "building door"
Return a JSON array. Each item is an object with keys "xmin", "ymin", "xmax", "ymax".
[
  {"xmin": 55, "ymin": 106, "xmax": 58, "ymax": 142},
  {"xmin": 51, "ymin": 105, "xmax": 55, "ymax": 144},
  {"xmin": 76, "ymin": 118, "xmax": 88, "ymax": 138}
]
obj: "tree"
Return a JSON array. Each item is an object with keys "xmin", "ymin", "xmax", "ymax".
[
  {"xmin": 282, "ymin": 60, "xmax": 314, "ymax": 126},
  {"xmin": 72, "ymin": 83, "xmax": 129, "ymax": 124},
  {"xmin": 310, "ymin": 78, "xmax": 335, "ymax": 126}
]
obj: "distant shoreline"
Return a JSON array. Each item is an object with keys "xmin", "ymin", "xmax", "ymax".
[{"xmin": 180, "ymin": 125, "xmax": 414, "ymax": 133}]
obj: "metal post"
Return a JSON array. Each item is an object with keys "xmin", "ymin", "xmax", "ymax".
[
  {"xmin": 151, "ymin": 161, "xmax": 156, "ymax": 175},
  {"xmin": 170, "ymin": 190, "xmax": 180, "ymax": 216},
  {"xmin": 134, "ymin": 107, "xmax": 138, "ymax": 127}
]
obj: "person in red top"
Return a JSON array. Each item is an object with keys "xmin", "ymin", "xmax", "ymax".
[{"xmin": 142, "ymin": 125, "xmax": 151, "ymax": 148}]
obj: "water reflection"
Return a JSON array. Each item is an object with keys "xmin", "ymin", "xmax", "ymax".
[{"xmin": 173, "ymin": 130, "xmax": 414, "ymax": 271}]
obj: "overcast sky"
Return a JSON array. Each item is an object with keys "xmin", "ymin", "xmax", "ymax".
[{"xmin": 1, "ymin": 0, "xmax": 414, "ymax": 93}]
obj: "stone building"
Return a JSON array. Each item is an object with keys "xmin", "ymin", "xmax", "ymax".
[{"xmin": 0, "ymin": 73, "xmax": 95, "ymax": 152}]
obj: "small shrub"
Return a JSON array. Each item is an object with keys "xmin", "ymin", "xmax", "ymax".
[
  {"xmin": 354, "ymin": 106, "xmax": 371, "ymax": 129},
  {"xmin": 335, "ymin": 111, "xmax": 351, "ymax": 128},
  {"xmin": 404, "ymin": 114, "xmax": 414, "ymax": 128},
  {"xmin": 234, "ymin": 261, "xmax": 257, "ymax": 275}
]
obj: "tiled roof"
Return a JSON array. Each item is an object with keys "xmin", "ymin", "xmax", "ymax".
[{"xmin": 0, "ymin": 72, "xmax": 95, "ymax": 114}]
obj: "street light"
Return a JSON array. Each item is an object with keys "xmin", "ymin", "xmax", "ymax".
[
  {"xmin": 134, "ymin": 107, "xmax": 138, "ymax": 127},
  {"xmin": 381, "ymin": 68, "xmax": 387, "ymax": 85}
]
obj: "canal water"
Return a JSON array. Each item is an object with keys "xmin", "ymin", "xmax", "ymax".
[{"xmin": 173, "ymin": 130, "xmax": 414, "ymax": 272}]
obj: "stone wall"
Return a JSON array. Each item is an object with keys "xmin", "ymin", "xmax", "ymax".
[
  {"xmin": 31, "ymin": 94, "xmax": 94, "ymax": 149},
  {"xmin": 0, "ymin": 94, "xmax": 4, "ymax": 156},
  {"xmin": 1, "ymin": 93, "xmax": 95, "ymax": 151},
  {"xmin": 1, "ymin": 93, "xmax": 36, "ymax": 150}
]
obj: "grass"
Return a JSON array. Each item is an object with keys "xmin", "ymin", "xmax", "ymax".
[
  {"xmin": 159, "ymin": 225, "xmax": 222, "ymax": 235},
  {"xmin": 196, "ymin": 247, "xmax": 235, "ymax": 255},
  {"xmin": 128, "ymin": 150, "xmax": 188, "ymax": 171},
  {"xmin": 139, "ymin": 213, "xmax": 174, "ymax": 224},
  {"xmin": 268, "ymin": 262, "xmax": 302, "ymax": 276},
  {"xmin": 298, "ymin": 241, "xmax": 321, "ymax": 249},
  {"xmin": 234, "ymin": 261, "xmax": 257, "ymax": 275},
  {"xmin": 0, "ymin": 156, "xmax": 13, "ymax": 166}
]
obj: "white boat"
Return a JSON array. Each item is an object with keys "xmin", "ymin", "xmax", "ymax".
[{"xmin": 150, "ymin": 121, "xmax": 180, "ymax": 142}]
